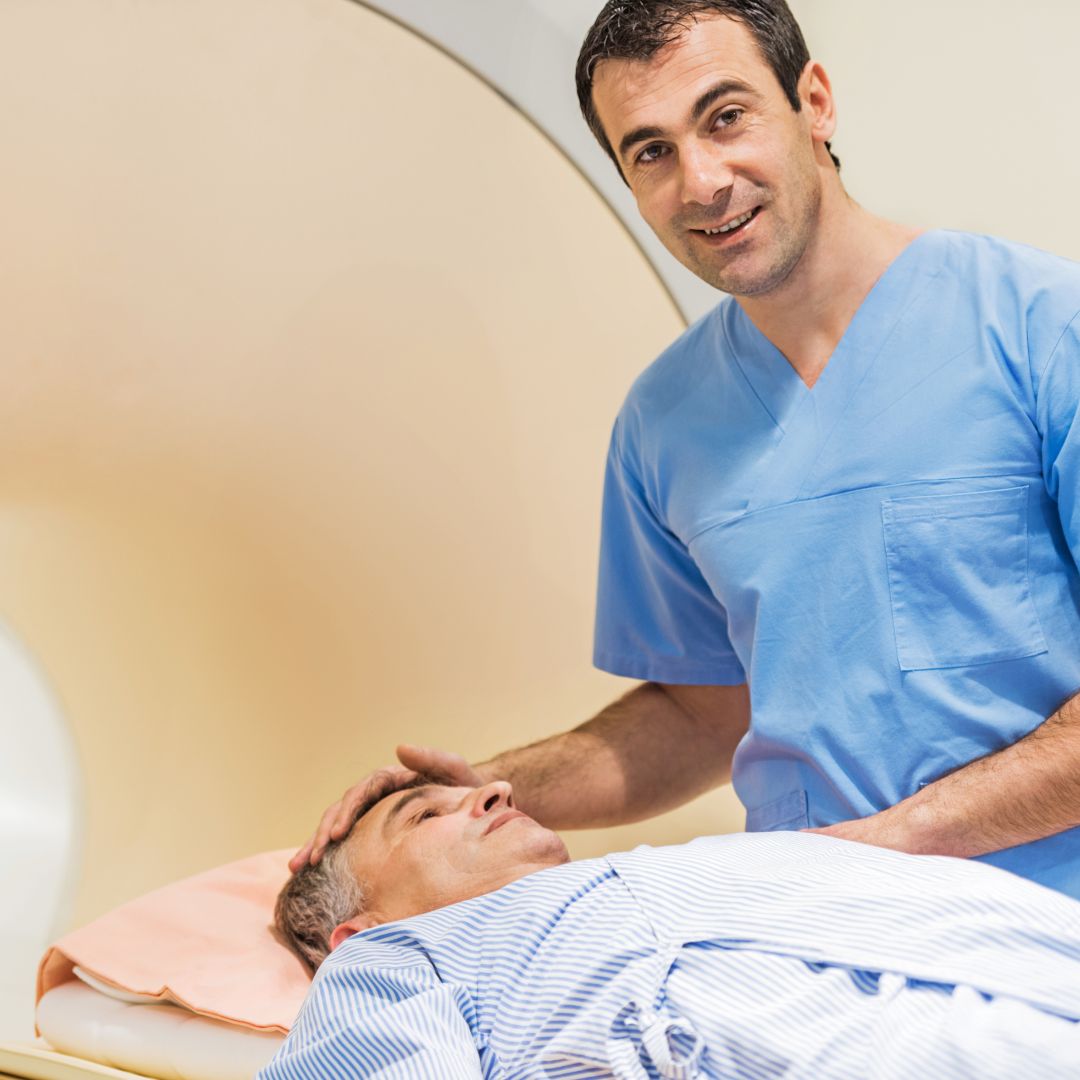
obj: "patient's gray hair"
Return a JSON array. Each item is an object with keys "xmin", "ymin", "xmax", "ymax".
[{"xmin": 275, "ymin": 773, "xmax": 437, "ymax": 973}]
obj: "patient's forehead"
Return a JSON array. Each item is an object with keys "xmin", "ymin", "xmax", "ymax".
[{"xmin": 357, "ymin": 781, "xmax": 465, "ymax": 839}]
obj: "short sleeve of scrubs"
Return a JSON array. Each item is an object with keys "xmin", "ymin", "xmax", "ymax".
[
  {"xmin": 1038, "ymin": 309, "xmax": 1080, "ymax": 569},
  {"xmin": 593, "ymin": 416, "xmax": 746, "ymax": 685}
]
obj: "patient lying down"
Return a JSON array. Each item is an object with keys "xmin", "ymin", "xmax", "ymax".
[{"xmin": 264, "ymin": 780, "xmax": 1080, "ymax": 1079}]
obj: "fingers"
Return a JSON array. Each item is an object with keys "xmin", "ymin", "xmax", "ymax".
[
  {"xmin": 288, "ymin": 839, "xmax": 314, "ymax": 874},
  {"xmin": 291, "ymin": 765, "xmax": 419, "ymax": 872},
  {"xmin": 288, "ymin": 750, "xmax": 490, "ymax": 876},
  {"xmin": 326, "ymin": 787, "xmax": 363, "ymax": 843},
  {"xmin": 397, "ymin": 744, "xmax": 483, "ymax": 787},
  {"xmin": 396, "ymin": 743, "xmax": 432, "ymax": 773},
  {"xmin": 397, "ymin": 743, "xmax": 457, "ymax": 779},
  {"xmin": 287, "ymin": 805, "xmax": 341, "ymax": 872},
  {"xmin": 307, "ymin": 797, "xmax": 349, "ymax": 865},
  {"xmin": 328, "ymin": 766, "xmax": 416, "ymax": 841}
]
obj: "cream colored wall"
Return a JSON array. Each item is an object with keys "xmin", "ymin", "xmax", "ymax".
[
  {"xmin": 0, "ymin": 0, "xmax": 746, "ymax": 936},
  {"xmin": 791, "ymin": 0, "xmax": 1080, "ymax": 258},
  {"xmin": 9, "ymin": 0, "xmax": 1078, "ymax": 942}
]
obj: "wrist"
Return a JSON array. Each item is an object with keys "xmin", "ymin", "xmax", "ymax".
[
  {"xmin": 890, "ymin": 797, "xmax": 938, "ymax": 855},
  {"xmin": 893, "ymin": 787, "xmax": 972, "ymax": 857},
  {"xmin": 472, "ymin": 757, "xmax": 503, "ymax": 785}
]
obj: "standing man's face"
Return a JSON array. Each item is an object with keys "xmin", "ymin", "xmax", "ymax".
[{"xmin": 591, "ymin": 14, "xmax": 835, "ymax": 298}]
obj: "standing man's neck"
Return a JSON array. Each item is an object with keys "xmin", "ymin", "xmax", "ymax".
[{"xmin": 736, "ymin": 186, "xmax": 924, "ymax": 389}]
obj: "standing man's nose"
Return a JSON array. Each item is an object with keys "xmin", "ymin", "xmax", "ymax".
[{"xmin": 680, "ymin": 142, "xmax": 735, "ymax": 207}]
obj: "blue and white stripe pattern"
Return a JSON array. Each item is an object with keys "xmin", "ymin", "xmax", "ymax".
[{"xmin": 260, "ymin": 832, "xmax": 1080, "ymax": 1078}]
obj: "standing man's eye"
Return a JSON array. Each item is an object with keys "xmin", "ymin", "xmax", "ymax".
[
  {"xmin": 715, "ymin": 107, "xmax": 744, "ymax": 130},
  {"xmin": 637, "ymin": 144, "xmax": 669, "ymax": 166}
]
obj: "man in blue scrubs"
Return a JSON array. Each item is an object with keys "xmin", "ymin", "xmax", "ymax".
[{"xmin": 293, "ymin": 1, "xmax": 1080, "ymax": 898}]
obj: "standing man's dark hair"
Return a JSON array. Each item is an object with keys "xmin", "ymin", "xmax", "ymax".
[{"xmin": 575, "ymin": 0, "xmax": 840, "ymax": 182}]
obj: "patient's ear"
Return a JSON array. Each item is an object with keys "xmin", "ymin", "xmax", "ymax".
[{"xmin": 330, "ymin": 914, "xmax": 380, "ymax": 951}]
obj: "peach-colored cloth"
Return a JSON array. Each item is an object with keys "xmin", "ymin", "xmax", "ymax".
[{"xmin": 37, "ymin": 850, "xmax": 311, "ymax": 1034}]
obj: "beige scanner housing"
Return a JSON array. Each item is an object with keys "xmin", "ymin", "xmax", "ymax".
[{"xmin": 0, "ymin": 0, "xmax": 743, "ymax": 1043}]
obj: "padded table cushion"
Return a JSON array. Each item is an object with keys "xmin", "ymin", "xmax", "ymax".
[{"xmin": 31, "ymin": 982, "xmax": 283, "ymax": 1080}]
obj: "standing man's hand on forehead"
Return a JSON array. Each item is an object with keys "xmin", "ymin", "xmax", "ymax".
[{"xmin": 289, "ymin": 745, "xmax": 485, "ymax": 872}]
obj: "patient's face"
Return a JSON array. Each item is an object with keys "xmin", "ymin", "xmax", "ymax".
[{"xmin": 342, "ymin": 781, "xmax": 569, "ymax": 925}]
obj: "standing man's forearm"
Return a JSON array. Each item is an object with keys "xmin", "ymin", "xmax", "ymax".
[
  {"xmin": 810, "ymin": 689, "xmax": 1080, "ymax": 856},
  {"xmin": 291, "ymin": 680, "xmax": 748, "ymax": 871},
  {"xmin": 474, "ymin": 681, "xmax": 750, "ymax": 831}
]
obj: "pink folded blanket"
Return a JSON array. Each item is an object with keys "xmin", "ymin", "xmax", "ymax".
[{"xmin": 37, "ymin": 850, "xmax": 311, "ymax": 1033}]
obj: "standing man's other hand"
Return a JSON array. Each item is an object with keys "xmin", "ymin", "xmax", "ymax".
[
  {"xmin": 801, "ymin": 804, "xmax": 923, "ymax": 855},
  {"xmin": 288, "ymin": 744, "xmax": 486, "ymax": 873}
]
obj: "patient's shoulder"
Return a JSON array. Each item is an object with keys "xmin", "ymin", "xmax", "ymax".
[{"xmin": 332, "ymin": 856, "xmax": 617, "ymax": 963}]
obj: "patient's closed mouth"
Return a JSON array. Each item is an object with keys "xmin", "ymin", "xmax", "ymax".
[{"xmin": 484, "ymin": 810, "xmax": 527, "ymax": 836}]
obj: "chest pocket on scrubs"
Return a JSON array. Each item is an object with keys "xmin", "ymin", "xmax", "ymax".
[{"xmin": 880, "ymin": 485, "xmax": 1048, "ymax": 671}]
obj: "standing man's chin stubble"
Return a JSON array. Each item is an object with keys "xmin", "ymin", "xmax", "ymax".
[
  {"xmin": 692, "ymin": 189, "xmax": 823, "ymax": 297},
  {"xmin": 687, "ymin": 233, "xmax": 809, "ymax": 298}
]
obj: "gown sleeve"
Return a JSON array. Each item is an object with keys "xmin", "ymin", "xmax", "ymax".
[
  {"xmin": 1036, "ymin": 309, "xmax": 1080, "ymax": 570},
  {"xmin": 593, "ymin": 415, "xmax": 747, "ymax": 685},
  {"xmin": 258, "ymin": 944, "xmax": 490, "ymax": 1080}
]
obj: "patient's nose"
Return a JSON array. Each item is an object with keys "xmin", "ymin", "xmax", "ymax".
[{"xmin": 471, "ymin": 780, "xmax": 514, "ymax": 817}]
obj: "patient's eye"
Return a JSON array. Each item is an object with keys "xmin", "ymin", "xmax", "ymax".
[{"xmin": 414, "ymin": 807, "xmax": 440, "ymax": 824}]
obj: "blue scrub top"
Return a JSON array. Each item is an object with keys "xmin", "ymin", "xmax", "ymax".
[{"xmin": 594, "ymin": 229, "xmax": 1080, "ymax": 897}]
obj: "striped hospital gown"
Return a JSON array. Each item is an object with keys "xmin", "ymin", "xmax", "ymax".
[{"xmin": 260, "ymin": 832, "xmax": 1080, "ymax": 1079}]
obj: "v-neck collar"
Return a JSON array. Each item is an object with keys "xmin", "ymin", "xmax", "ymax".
[
  {"xmin": 715, "ymin": 229, "xmax": 948, "ymax": 513},
  {"xmin": 720, "ymin": 229, "xmax": 944, "ymax": 432}
]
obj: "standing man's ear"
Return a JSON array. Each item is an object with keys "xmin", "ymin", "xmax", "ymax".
[
  {"xmin": 798, "ymin": 60, "xmax": 838, "ymax": 148},
  {"xmin": 330, "ymin": 914, "xmax": 380, "ymax": 951}
]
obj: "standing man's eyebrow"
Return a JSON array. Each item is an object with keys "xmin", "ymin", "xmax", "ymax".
[
  {"xmin": 383, "ymin": 786, "xmax": 435, "ymax": 835},
  {"xmin": 617, "ymin": 78, "xmax": 761, "ymax": 163}
]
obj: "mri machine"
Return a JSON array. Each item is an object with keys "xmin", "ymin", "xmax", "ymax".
[
  {"xmin": 3, "ymin": 0, "xmax": 1080, "ymax": 1075},
  {"xmin": 0, "ymin": 0, "xmax": 733, "ymax": 1075}
]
